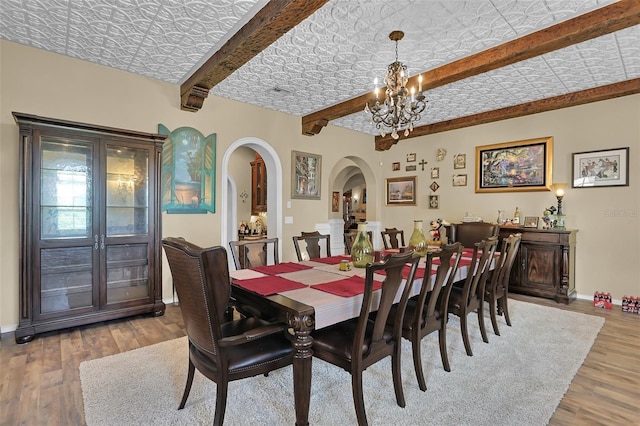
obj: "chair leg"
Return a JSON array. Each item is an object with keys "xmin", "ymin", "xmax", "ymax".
[
  {"xmin": 178, "ymin": 359, "xmax": 195, "ymax": 409},
  {"xmin": 392, "ymin": 346, "xmax": 406, "ymax": 407},
  {"xmin": 412, "ymin": 337, "xmax": 427, "ymax": 391},
  {"xmin": 501, "ymin": 295, "xmax": 512, "ymax": 327},
  {"xmin": 460, "ymin": 313, "xmax": 473, "ymax": 356},
  {"xmin": 438, "ymin": 325, "xmax": 451, "ymax": 373},
  {"xmin": 478, "ymin": 302, "xmax": 489, "ymax": 344},
  {"xmin": 489, "ymin": 296, "xmax": 500, "ymax": 336},
  {"xmin": 351, "ymin": 372, "xmax": 368, "ymax": 426},
  {"xmin": 213, "ymin": 380, "xmax": 229, "ymax": 426}
]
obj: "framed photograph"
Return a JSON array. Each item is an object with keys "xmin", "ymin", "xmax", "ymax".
[
  {"xmin": 454, "ymin": 154, "xmax": 466, "ymax": 169},
  {"xmin": 291, "ymin": 150, "xmax": 321, "ymax": 199},
  {"xmin": 392, "ymin": 162, "xmax": 400, "ymax": 171},
  {"xmin": 572, "ymin": 147, "xmax": 629, "ymax": 188},
  {"xmin": 386, "ymin": 176, "xmax": 417, "ymax": 206},
  {"xmin": 524, "ymin": 216, "xmax": 539, "ymax": 228},
  {"xmin": 429, "ymin": 195, "xmax": 439, "ymax": 209},
  {"xmin": 453, "ymin": 174, "xmax": 467, "ymax": 186},
  {"xmin": 476, "ymin": 136, "xmax": 553, "ymax": 193},
  {"xmin": 406, "ymin": 165, "xmax": 417, "ymax": 172},
  {"xmin": 331, "ymin": 191, "xmax": 340, "ymax": 212},
  {"xmin": 431, "ymin": 167, "xmax": 439, "ymax": 179},
  {"xmin": 407, "ymin": 153, "xmax": 416, "ymax": 162}
]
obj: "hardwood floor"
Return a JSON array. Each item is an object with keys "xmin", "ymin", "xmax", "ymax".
[{"xmin": 1, "ymin": 295, "xmax": 638, "ymax": 425}]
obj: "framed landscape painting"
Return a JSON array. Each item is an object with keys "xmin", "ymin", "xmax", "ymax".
[
  {"xmin": 386, "ymin": 176, "xmax": 416, "ymax": 206},
  {"xmin": 572, "ymin": 147, "xmax": 629, "ymax": 188},
  {"xmin": 476, "ymin": 136, "xmax": 553, "ymax": 193}
]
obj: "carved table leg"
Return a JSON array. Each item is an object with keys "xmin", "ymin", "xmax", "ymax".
[{"xmin": 289, "ymin": 313, "xmax": 314, "ymax": 426}]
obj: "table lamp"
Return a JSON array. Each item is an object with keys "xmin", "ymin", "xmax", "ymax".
[{"xmin": 553, "ymin": 183, "xmax": 567, "ymax": 216}]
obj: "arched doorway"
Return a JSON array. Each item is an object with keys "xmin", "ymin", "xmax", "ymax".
[{"xmin": 221, "ymin": 138, "xmax": 283, "ymax": 269}]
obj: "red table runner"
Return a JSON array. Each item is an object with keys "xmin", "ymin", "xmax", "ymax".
[
  {"xmin": 309, "ymin": 255, "xmax": 352, "ymax": 265},
  {"xmin": 312, "ymin": 275, "xmax": 382, "ymax": 297},
  {"xmin": 234, "ymin": 275, "xmax": 307, "ymax": 296},
  {"xmin": 374, "ymin": 265, "xmax": 426, "ymax": 280},
  {"xmin": 250, "ymin": 262, "xmax": 313, "ymax": 275}
]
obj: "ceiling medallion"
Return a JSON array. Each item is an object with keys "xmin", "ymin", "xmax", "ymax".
[{"xmin": 365, "ymin": 31, "xmax": 427, "ymax": 140}]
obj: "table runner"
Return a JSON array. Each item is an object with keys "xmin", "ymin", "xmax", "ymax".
[
  {"xmin": 308, "ymin": 255, "xmax": 352, "ymax": 265},
  {"xmin": 234, "ymin": 275, "xmax": 307, "ymax": 296},
  {"xmin": 250, "ymin": 262, "xmax": 313, "ymax": 275},
  {"xmin": 312, "ymin": 275, "xmax": 382, "ymax": 297}
]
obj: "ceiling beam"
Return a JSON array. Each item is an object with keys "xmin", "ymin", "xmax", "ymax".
[
  {"xmin": 302, "ymin": 0, "xmax": 640, "ymax": 135},
  {"xmin": 180, "ymin": 0, "xmax": 329, "ymax": 112},
  {"xmin": 375, "ymin": 78, "xmax": 640, "ymax": 151}
]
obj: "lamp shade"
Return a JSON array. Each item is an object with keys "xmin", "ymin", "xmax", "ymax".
[{"xmin": 553, "ymin": 183, "xmax": 568, "ymax": 197}]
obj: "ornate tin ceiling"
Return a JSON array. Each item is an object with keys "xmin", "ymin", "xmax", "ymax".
[{"xmin": 1, "ymin": 0, "xmax": 638, "ymax": 136}]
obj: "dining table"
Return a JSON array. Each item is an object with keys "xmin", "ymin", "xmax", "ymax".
[{"xmin": 229, "ymin": 248, "xmax": 488, "ymax": 426}]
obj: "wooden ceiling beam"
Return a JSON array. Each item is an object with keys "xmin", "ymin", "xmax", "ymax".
[
  {"xmin": 303, "ymin": 0, "xmax": 640, "ymax": 135},
  {"xmin": 375, "ymin": 78, "xmax": 640, "ymax": 151},
  {"xmin": 180, "ymin": 0, "xmax": 329, "ymax": 112}
]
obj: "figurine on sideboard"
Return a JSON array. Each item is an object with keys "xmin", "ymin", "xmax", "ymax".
[{"xmin": 542, "ymin": 206, "xmax": 556, "ymax": 229}]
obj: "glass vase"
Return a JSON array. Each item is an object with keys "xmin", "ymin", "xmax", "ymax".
[
  {"xmin": 351, "ymin": 222, "xmax": 374, "ymax": 268},
  {"xmin": 408, "ymin": 220, "xmax": 428, "ymax": 257}
]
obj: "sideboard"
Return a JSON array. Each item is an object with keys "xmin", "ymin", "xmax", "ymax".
[{"xmin": 499, "ymin": 227, "xmax": 577, "ymax": 304}]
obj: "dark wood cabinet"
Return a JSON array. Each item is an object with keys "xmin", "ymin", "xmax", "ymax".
[
  {"xmin": 251, "ymin": 153, "xmax": 267, "ymax": 214},
  {"xmin": 13, "ymin": 112, "xmax": 166, "ymax": 343},
  {"xmin": 499, "ymin": 227, "xmax": 577, "ymax": 304}
]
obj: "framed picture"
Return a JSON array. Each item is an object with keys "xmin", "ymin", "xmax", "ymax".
[
  {"xmin": 524, "ymin": 216, "xmax": 539, "ymax": 228},
  {"xmin": 386, "ymin": 176, "xmax": 417, "ymax": 206},
  {"xmin": 406, "ymin": 165, "xmax": 417, "ymax": 172},
  {"xmin": 407, "ymin": 153, "xmax": 416, "ymax": 162},
  {"xmin": 454, "ymin": 154, "xmax": 466, "ymax": 169},
  {"xmin": 331, "ymin": 191, "xmax": 340, "ymax": 212},
  {"xmin": 429, "ymin": 181, "xmax": 440, "ymax": 192},
  {"xmin": 392, "ymin": 162, "xmax": 400, "ymax": 171},
  {"xmin": 291, "ymin": 150, "xmax": 321, "ymax": 199},
  {"xmin": 572, "ymin": 147, "xmax": 629, "ymax": 188},
  {"xmin": 453, "ymin": 174, "xmax": 467, "ymax": 186},
  {"xmin": 476, "ymin": 136, "xmax": 553, "ymax": 193},
  {"xmin": 429, "ymin": 195, "xmax": 439, "ymax": 209},
  {"xmin": 431, "ymin": 167, "xmax": 439, "ymax": 179}
]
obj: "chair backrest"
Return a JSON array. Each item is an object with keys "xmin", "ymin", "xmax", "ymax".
[
  {"xmin": 488, "ymin": 233, "xmax": 522, "ymax": 295},
  {"xmin": 355, "ymin": 251, "xmax": 420, "ymax": 359},
  {"xmin": 162, "ymin": 237, "xmax": 229, "ymax": 358},
  {"xmin": 448, "ymin": 222, "xmax": 499, "ymax": 248},
  {"xmin": 459, "ymin": 237, "xmax": 499, "ymax": 304},
  {"xmin": 344, "ymin": 230, "xmax": 373, "ymax": 255},
  {"xmin": 293, "ymin": 232, "xmax": 331, "ymax": 261},
  {"xmin": 228, "ymin": 237, "xmax": 279, "ymax": 269},
  {"xmin": 413, "ymin": 243, "xmax": 464, "ymax": 323},
  {"xmin": 381, "ymin": 228, "xmax": 405, "ymax": 250}
]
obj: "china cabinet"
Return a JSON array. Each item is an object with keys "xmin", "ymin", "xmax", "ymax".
[
  {"xmin": 13, "ymin": 112, "xmax": 166, "ymax": 343},
  {"xmin": 251, "ymin": 153, "xmax": 267, "ymax": 214}
]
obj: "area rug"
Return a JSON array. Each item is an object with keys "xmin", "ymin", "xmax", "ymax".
[{"xmin": 80, "ymin": 300, "xmax": 604, "ymax": 425}]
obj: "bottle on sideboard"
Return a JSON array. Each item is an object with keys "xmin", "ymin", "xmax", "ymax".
[{"xmin": 513, "ymin": 207, "xmax": 520, "ymax": 224}]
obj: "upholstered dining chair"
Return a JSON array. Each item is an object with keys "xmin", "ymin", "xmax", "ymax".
[
  {"xmin": 447, "ymin": 222, "xmax": 499, "ymax": 248},
  {"xmin": 485, "ymin": 233, "xmax": 522, "ymax": 336},
  {"xmin": 162, "ymin": 237, "xmax": 293, "ymax": 426},
  {"xmin": 344, "ymin": 230, "xmax": 373, "ymax": 255},
  {"xmin": 390, "ymin": 243, "xmax": 463, "ymax": 390},
  {"xmin": 228, "ymin": 237, "xmax": 279, "ymax": 270},
  {"xmin": 381, "ymin": 227, "xmax": 405, "ymax": 250},
  {"xmin": 292, "ymin": 232, "xmax": 331, "ymax": 261},
  {"xmin": 447, "ymin": 236, "xmax": 499, "ymax": 356},
  {"xmin": 311, "ymin": 250, "xmax": 420, "ymax": 426}
]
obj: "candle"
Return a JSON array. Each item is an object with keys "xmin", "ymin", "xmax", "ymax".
[{"xmin": 418, "ymin": 74, "xmax": 423, "ymax": 92}]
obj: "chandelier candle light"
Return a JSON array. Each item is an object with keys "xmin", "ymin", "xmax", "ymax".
[{"xmin": 365, "ymin": 31, "xmax": 427, "ymax": 140}]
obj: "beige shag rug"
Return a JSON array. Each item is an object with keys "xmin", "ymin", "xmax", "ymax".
[{"xmin": 80, "ymin": 299, "xmax": 604, "ymax": 425}]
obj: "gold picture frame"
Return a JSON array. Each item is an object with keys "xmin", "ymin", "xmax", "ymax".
[
  {"xmin": 386, "ymin": 176, "xmax": 417, "ymax": 206},
  {"xmin": 476, "ymin": 136, "xmax": 553, "ymax": 193}
]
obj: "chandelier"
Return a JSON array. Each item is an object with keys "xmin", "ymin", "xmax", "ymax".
[{"xmin": 364, "ymin": 31, "xmax": 427, "ymax": 140}]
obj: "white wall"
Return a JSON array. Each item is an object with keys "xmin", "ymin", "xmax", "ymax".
[{"xmin": 1, "ymin": 39, "xmax": 639, "ymax": 332}]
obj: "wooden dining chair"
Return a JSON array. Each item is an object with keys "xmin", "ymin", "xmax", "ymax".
[
  {"xmin": 447, "ymin": 236, "xmax": 499, "ymax": 356},
  {"xmin": 228, "ymin": 237, "xmax": 279, "ymax": 270},
  {"xmin": 344, "ymin": 230, "xmax": 373, "ymax": 255},
  {"xmin": 311, "ymin": 250, "xmax": 420, "ymax": 426},
  {"xmin": 485, "ymin": 233, "xmax": 522, "ymax": 335},
  {"xmin": 162, "ymin": 237, "xmax": 293, "ymax": 426},
  {"xmin": 292, "ymin": 232, "xmax": 331, "ymax": 261},
  {"xmin": 447, "ymin": 222, "xmax": 499, "ymax": 248},
  {"xmin": 381, "ymin": 227, "xmax": 405, "ymax": 250},
  {"xmin": 391, "ymin": 243, "xmax": 463, "ymax": 390}
]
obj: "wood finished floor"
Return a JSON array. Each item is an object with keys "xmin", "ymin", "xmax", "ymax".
[{"xmin": 1, "ymin": 294, "xmax": 638, "ymax": 425}]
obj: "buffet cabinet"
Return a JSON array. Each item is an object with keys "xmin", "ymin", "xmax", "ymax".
[
  {"xmin": 251, "ymin": 153, "xmax": 267, "ymax": 214},
  {"xmin": 498, "ymin": 227, "xmax": 577, "ymax": 304},
  {"xmin": 13, "ymin": 112, "xmax": 166, "ymax": 343}
]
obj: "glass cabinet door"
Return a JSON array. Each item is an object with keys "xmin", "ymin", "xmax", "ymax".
[
  {"xmin": 105, "ymin": 146, "xmax": 150, "ymax": 304},
  {"xmin": 39, "ymin": 138, "xmax": 95, "ymax": 314}
]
